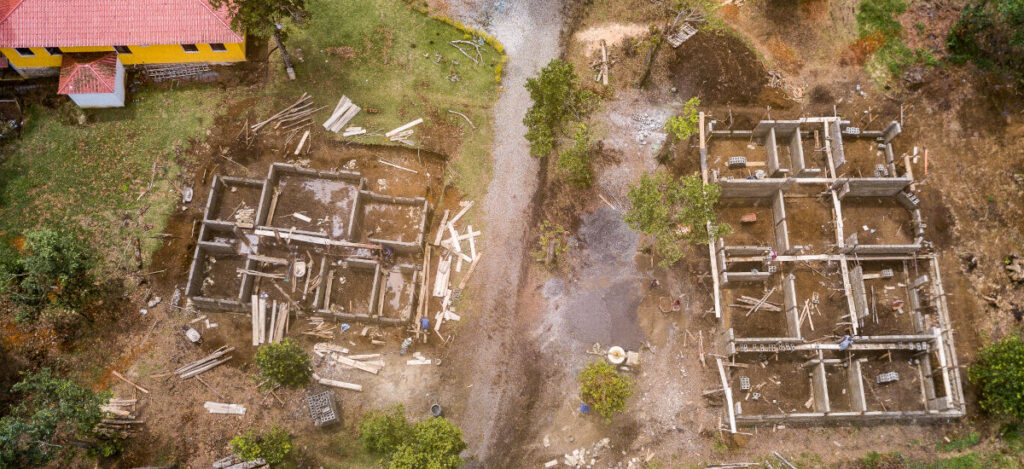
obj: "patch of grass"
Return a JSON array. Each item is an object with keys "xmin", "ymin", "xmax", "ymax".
[
  {"xmin": 0, "ymin": 86, "xmax": 230, "ymax": 276},
  {"xmin": 855, "ymin": 0, "xmax": 936, "ymax": 84},
  {"xmin": 275, "ymin": 0, "xmax": 501, "ymax": 204},
  {"xmin": 937, "ymin": 432, "xmax": 981, "ymax": 452}
]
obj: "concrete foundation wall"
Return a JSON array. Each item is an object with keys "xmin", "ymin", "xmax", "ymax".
[
  {"xmin": 784, "ymin": 274, "xmax": 800, "ymax": 338},
  {"xmin": 850, "ymin": 265, "xmax": 870, "ymax": 320},
  {"xmin": 849, "ymin": 360, "xmax": 868, "ymax": 412},
  {"xmin": 790, "ymin": 128, "xmax": 805, "ymax": 173},
  {"xmin": 831, "ymin": 120, "xmax": 846, "ymax": 170},
  {"xmin": 773, "ymin": 190, "xmax": 790, "ymax": 252},
  {"xmin": 719, "ymin": 179, "xmax": 789, "ymax": 198}
]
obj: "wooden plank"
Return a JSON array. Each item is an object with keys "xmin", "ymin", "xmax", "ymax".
[
  {"xmin": 317, "ymin": 378, "xmax": 362, "ymax": 392},
  {"xmin": 385, "ymin": 118, "xmax": 424, "ymax": 138},
  {"xmin": 457, "ymin": 253, "xmax": 482, "ymax": 290},
  {"xmin": 204, "ymin": 402, "xmax": 246, "ymax": 415},
  {"xmin": 294, "ymin": 130, "xmax": 310, "ymax": 155},
  {"xmin": 716, "ymin": 358, "xmax": 738, "ymax": 433},
  {"xmin": 447, "ymin": 223, "xmax": 462, "ymax": 253},
  {"xmin": 253, "ymin": 228, "xmax": 381, "ymax": 250},
  {"xmin": 467, "ymin": 225, "xmax": 477, "ymax": 260},
  {"xmin": 432, "ymin": 210, "xmax": 450, "ymax": 245},
  {"xmin": 251, "ymin": 294, "xmax": 259, "ymax": 346},
  {"xmin": 269, "ymin": 301, "xmax": 278, "ymax": 343},
  {"xmin": 334, "ymin": 355, "xmax": 380, "ymax": 374},
  {"xmin": 447, "ymin": 201, "xmax": 474, "ymax": 227},
  {"xmin": 248, "ymin": 254, "xmax": 289, "ymax": 265},
  {"xmin": 111, "ymin": 371, "xmax": 149, "ymax": 394}
]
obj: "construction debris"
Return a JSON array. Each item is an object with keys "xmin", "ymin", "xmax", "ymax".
[
  {"xmin": 323, "ymin": 95, "xmax": 362, "ymax": 133},
  {"xmin": 213, "ymin": 455, "xmax": 268, "ymax": 469},
  {"xmin": 251, "ymin": 93, "xmax": 318, "ymax": 134},
  {"xmin": 204, "ymin": 401, "xmax": 246, "ymax": 415},
  {"xmin": 95, "ymin": 398, "xmax": 143, "ymax": 439},
  {"xmin": 307, "ymin": 391, "xmax": 340, "ymax": 426},
  {"xmin": 174, "ymin": 346, "xmax": 234, "ymax": 379},
  {"xmin": 386, "ymin": 118, "xmax": 423, "ymax": 145}
]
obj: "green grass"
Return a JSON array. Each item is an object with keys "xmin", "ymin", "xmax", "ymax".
[
  {"xmin": 855, "ymin": 0, "xmax": 938, "ymax": 84},
  {"xmin": 937, "ymin": 432, "xmax": 981, "ymax": 452},
  {"xmin": 273, "ymin": 0, "xmax": 502, "ymax": 203},
  {"xmin": 0, "ymin": 86, "xmax": 231, "ymax": 274}
]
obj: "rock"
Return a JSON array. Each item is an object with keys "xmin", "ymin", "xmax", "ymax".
[
  {"xmin": 147, "ymin": 296, "xmax": 162, "ymax": 308},
  {"xmin": 903, "ymin": 66, "xmax": 926, "ymax": 90},
  {"xmin": 1006, "ymin": 254, "xmax": 1024, "ymax": 283}
]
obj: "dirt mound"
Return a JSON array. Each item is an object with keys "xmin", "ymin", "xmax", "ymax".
[{"xmin": 667, "ymin": 32, "xmax": 772, "ymax": 106}]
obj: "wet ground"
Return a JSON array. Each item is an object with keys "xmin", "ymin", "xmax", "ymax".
[{"xmin": 541, "ymin": 208, "xmax": 646, "ymax": 351}]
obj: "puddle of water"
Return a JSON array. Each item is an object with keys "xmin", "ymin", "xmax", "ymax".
[{"xmin": 540, "ymin": 207, "xmax": 646, "ymax": 350}]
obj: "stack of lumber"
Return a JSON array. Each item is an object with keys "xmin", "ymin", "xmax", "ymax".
[
  {"xmin": 95, "ymin": 398, "xmax": 142, "ymax": 438},
  {"xmin": 250, "ymin": 93, "xmax": 321, "ymax": 134},
  {"xmin": 250, "ymin": 296, "xmax": 290, "ymax": 345},
  {"xmin": 385, "ymin": 118, "xmax": 423, "ymax": 145},
  {"xmin": 323, "ymin": 96, "xmax": 361, "ymax": 133},
  {"xmin": 421, "ymin": 200, "xmax": 479, "ymax": 340},
  {"xmin": 204, "ymin": 401, "xmax": 246, "ymax": 415},
  {"xmin": 732, "ymin": 295, "xmax": 782, "ymax": 313},
  {"xmin": 313, "ymin": 342, "xmax": 384, "ymax": 374},
  {"xmin": 213, "ymin": 455, "xmax": 268, "ymax": 469},
  {"xmin": 303, "ymin": 316, "xmax": 335, "ymax": 339},
  {"xmin": 175, "ymin": 346, "xmax": 234, "ymax": 379}
]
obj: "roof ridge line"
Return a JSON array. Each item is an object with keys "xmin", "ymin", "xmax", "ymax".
[{"xmin": 192, "ymin": 0, "xmax": 244, "ymax": 42}]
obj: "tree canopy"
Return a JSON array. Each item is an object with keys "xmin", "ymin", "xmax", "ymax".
[
  {"xmin": 358, "ymin": 406, "xmax": 467, "ymax": 469},
  {"xmin": 209, "ymin": 0, "xmax": 307, "ymax": 39},
  {"xmin": 578, "ymin": 360, "xmax": 634, "ymax": 422},
  {"xmin": 524, "ymin": 59, "xmax": 594, "ymax": 157},
  {"xmin": 0, "ymin": 369, "xmax": 111, "ymax": 468},
  {"xmin": 254, "ymin": 338, "xmax": 312, "ymax": 388},
  {"xmin": 623, "ymin": 172, "xmax": 730, "ymax": 267},
  {"xmin": 0, "ymin": 230, "xmax": 96, "ymax": 323},
  {"xmin": 969, "ymin": 335, "xmax": 1024, "ymax": 421}
]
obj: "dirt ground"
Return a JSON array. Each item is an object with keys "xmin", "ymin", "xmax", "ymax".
[
  {"xmin": 435, "ymin": 0, "xmax": 1024, "ymax": 467},
  {"xmin": 6, "ymin": 0, "xmax": 1024, "ymax": 467}
]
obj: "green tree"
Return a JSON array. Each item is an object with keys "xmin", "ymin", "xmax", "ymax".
[
  {"xmin": 623, "ymin": 172, "xmax": 730, "ymax": 267},
  {"xmin": 2, "ymin": 230, "xmax": 96, "ymax": 323},
  {"xmin": 557, "ymin": 124, "xmax": 594, "ymax": 187},
  {"xmin": 665, "ymin": 97, "xmax": 701, "ymax": 141},
  {"xmin": 578, "ymin": 360, "xmax": 634, "ymax": 422},
  {"xmin": 359, "ymin": 405, "xmax": 414, "ymax": 455},
  {"xmin": 524, "ymin": 59, "xmax": 594, "ymax": 157},
  {"xmin": 254, "ymin": 338, "xmax": 311, "ymax": 388},
  {"xmin": 969, "ymin": 335, "xmax": 1024, "ymax": 421},
  {"xmin": 0, "ymin": 369, "xmax": 112, "ymax": 468},
  {"xmin": 948, "ymin": 0, "xmax": 1024, "ymax": 84},
  {"xmin": 208, "ymin": 0, "xmax": 306, "ymax": 39},
  {"xmin": 230, "ymin": 426, "xmax": 292, "ymax": 465},
  {"xmin": 389, "ymin": 418, "xmax": 467, "ymax": 469}
]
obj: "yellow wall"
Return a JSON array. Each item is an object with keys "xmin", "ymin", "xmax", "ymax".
[{"xmin": 1, "ymin": 41, "xmax": 245, "ymax": 69}]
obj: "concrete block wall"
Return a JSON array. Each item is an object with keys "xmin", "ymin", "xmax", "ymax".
[
  {"xmin": 850, "ymin": 265, "xmax": 870, "ymax": 320},
  {"xmin": 830, "ymin": 120, "xmax": 847, "ymax": 170},
  {"xmin": 773, "ymin": 190, "xmax": 791, "ymax": 252},
  {"xmin": 766, "ymin": 127, "xmax": 781, "ymax": 177},
  {"xmin": 790, "ymin": 128, "xmax": 806, "ymax": 174},
  {"xmin": 813, "ymin": 363, "xmax": 831, "ymax": 413},
  {"xmin": 849, "ymin": 360, "xmax": 868, "ymax": 412},
  {"xmin": 784, "ymin": 274, "xmax": 801, "ymax": 338},
  {"xmin": 719, "ymin": 179, "xmax": 789, "ymax": 198}
]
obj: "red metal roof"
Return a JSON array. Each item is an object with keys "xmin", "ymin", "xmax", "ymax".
[
  {"xmin": 58, "ymin": 52, "xmax": 118, "ymax": 94},
  {"xmin": 0, "ymin": 0, "xmax": 243, "ymax": 48}
]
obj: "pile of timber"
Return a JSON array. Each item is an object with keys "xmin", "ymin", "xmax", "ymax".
[
  {"xmin": 418, "ymin": 201, "xmax": 478, "ymax": 341},
  {"xmin": 407, "ymin": 351, "xmax": 431, "ymax": 366},
  {"xmin": 732, "ymin": 293, "xmax": 782, "ymax": 313},
  {"xmin": 385, "ymin": 118, "xmax": 423, "ymax": 145},
  {"xmin": 303, "ymin": 316, "xmax": 335, "ymax": 339},
  {"xmin": 323, "ymin": 96, "xmax": 361, "ymax": 133},
  {"xmin": 251, "ymin": 93, "xmax": 321, "ymax": 134},
  {"xmin": 313, "ymin": 342, "xmax": 384, "ymax": 374},
  {"xmin": 175, "ymin": 346, "xmax": 234, "ymax": 379},
  {"xmin": 251, "ymin": 295, "xmax": 290, "ymax": 345},
  {"xmin": 213, "ymin": 455, "xmax": 268, "ymax": 469},
  {"xmin": 95, "ymin": 398, "xmax": 142, "ymax": 438}
]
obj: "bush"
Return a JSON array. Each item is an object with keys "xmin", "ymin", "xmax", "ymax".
[
  {"xmin": 948, "ymin": 0, "xmax": 1024, "ymax": 84},
  {"xmin": 532, "ymin": 220, "xmax": 569, "ymax": 266},
  {"xmin": 230, "ymin": 426, "xmax": 292, "ymax": 465},
  {"xmin": 665, "ymin": 97, "xmax": 701, "ymax": 141},
  {"xmin": 2, "ymin": 230, "xmax": 96, "ymax": 323},
  {"xmin": 0, "ymin": 369, "xmax": 112, "ymax": 468},
  {"xmin": 254, "ymin": 338, "xmax": 312, "ymax": 388},
  {"xmin": 968, "ymin": 335, "xmax": 1024, "ymax": 421},
  {"xmin": 388, "ymin": 417, "xmax": 467, "ymax": 469},
  {"xmin": 359, "ymin": 405, "xmax": 414, "ymax": 455},
  {"xmin": 524, "ymin": 59, "xmax": 594, "ymax": 157},
  {"xmin": 624, "ymin": 172, "xmax": 730, "ymax": 267},
  {"xmin": 577, "ymin": 360, "xmax": 634, "ymax": 422},
  {"xmin": 557, "ymin": 124, "xmax": 593, "ymax": 187}
]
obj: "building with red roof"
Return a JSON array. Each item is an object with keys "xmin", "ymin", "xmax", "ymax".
[{"xmin": 0, "ymin": 0, "xmax": 246, "ymax": 106}]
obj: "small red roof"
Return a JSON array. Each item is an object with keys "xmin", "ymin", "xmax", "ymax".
[
  {"xmin": 58, "ymin": 53, "xmax": 118, "ymax": 95},
  {"xmin": 0, "ymin": 0, "xmax": 243, "ymax": 48}
]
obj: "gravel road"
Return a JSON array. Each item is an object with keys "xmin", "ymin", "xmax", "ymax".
[{"xmin": 442, "ymin": 0, "xmax": 565, "ymax": 465}]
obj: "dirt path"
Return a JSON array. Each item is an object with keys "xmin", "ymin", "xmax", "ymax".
[{"xmin": 440, "ymin": 0, "xmax": 566, "ymax": 465}]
